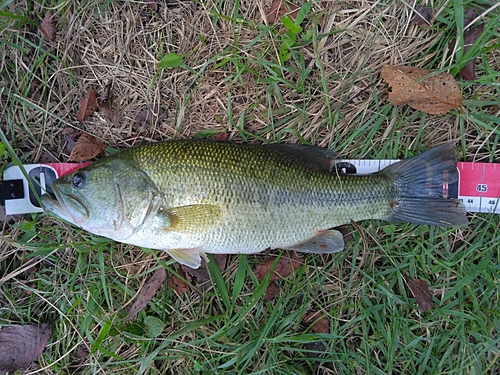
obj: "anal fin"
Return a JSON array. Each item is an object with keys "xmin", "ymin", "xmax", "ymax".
[{"xmin": 285, "ymin": 229, "xmax": 345, "ymax": 254}]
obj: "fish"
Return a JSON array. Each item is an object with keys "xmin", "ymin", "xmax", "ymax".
[{"xmin": 41, "ymin": 140, "xmax": 467, "ymax": 269}]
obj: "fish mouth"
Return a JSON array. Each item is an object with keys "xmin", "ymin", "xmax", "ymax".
[{"xmin": 41, "ymin": 184, "xmax": 89, "ymax": 225}]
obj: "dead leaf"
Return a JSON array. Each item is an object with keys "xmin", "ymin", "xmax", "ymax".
[
  {"xmin": 407, "ymin": 277, "xmax": 433, "ymax": 312},
  {"xmin": 39, "ymin": 11, "xmax": 56, "ymax": 41},
  {"xmin": 62, "ymin": 126, "xmax": 81, "ymax": 136},
  {"xmin": 68, "ymin": 133, "xmax": 105, "ymax": 162},
  {"xmin": 125, "ymin": 267, "xmax": 167, "ymax": 322},
  {"xmin": 20, "ymin": 258, "xmax": 37, "ymax": 276},
  {"xmin": 133, "ymin": 104, "xmax": 167, "ymax": 130},
  {"xmin": 214, "ymin": 132, "xmax": 229, "ymax": 142},
  {"xmin": 180, "ymin": 254, "xmax": 226, "ymax": 292},
  {"xmin": 167, "ymin": 269, "xmax": 190, "ymax": 295},
  {"xmin": 263, "ymin": 282, "xmax": 280, "ymax": 301},
  {"xmin": 0, "ymin": 324, "xmax": 52, "ymax": 372},
  {"xmin": 303, "ymin": 341, "xmax": 327, "ymax": 358},
  {"xmin": 411, "ymin": 6, "xmax": 433, "ymax": 27},
  {"xmin": 29, "ymin": 78, "xmax": 43, "ymax": 101},
  {"xmin": 144, "ymin": 0, "xmax": 158, "ymax": 11},
  {"xmin": 336, "ymin": 224, "xmax": 353, "ymax": 244},
  {"xmin": 39, "ymin": 151, "xmax": 59, "ymax": 164},
  {"xmin": 254, "ymin": 252, "xmax": 304, "ymax": 282},
  {"xmin": 74, "ymin": 339, "xmax": 90, "ymax": 362},
  {"xmin": 213, "ymin": 254, "xmax": 228, "ymax": 273},
  {"xmin": 62, "ymin": 127, "xmax": 83, "ymax": 155},
  {"xmin": 99, "ymin": 93, "xmax": 120, "ymax": 126},
  {"xmin": 76, "ymin": 88, "xmax": 99, "ymax": 123},
  {"xmin": 303, "ymin": 311, "xmax": 330, "ymax": 333},
  {"xmin": 267, "ymin": 0, "xmax": 300, "ymax": 24},
  {"xmin": 460, "ymin": 24, "xmax": 484, "ymax": 81},
  {"xmin": 181, "ymin": 263, "xmax": 210, "ymax": 291},
  {"xmin": 381, "ymin": 65, "xmax": 463, "ymax": 115},
  {"xmin": 464, "ymin": 8, "xmax": 479, "ymax": 29}
]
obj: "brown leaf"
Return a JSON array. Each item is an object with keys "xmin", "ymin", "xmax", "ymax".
[
  {"xmin": 39, "ymin": 11, "xmax": 56, "ymax": 41},
  {"xmin": 0, "ymin": 324, "xmax": 52, "ymax": 372},
  {"xmin": 144, "ymin": 0, "xmax": 158, "ymax": 11},
  {"xmin": 39, "ymin": 151, "xmax": 59, "ymax": 164},
  {"xmin": 62, "ymin": 126, "xmax": 81, "ymax": 136},
  {"xmin": 68, "ymin": 133, "xmax": 105, "ymax": 162},
  {"xmin": 125, "ymin": 267, "xmax": 167, "ymax": 322},
  {"xmin": 20, "ymin": 258, "xmax": 37, "ymax": 276},
  {"xmin": 29, "ymin": 78, "xmax": 43, "ymax": 101},
  {"xmin": 263, "ymin": 282, "xmax": 280, "ymax": 301},
  {"xmin": 62, "ymin": 127, "xmax": 82, "ymax": 155},
  {"xmin": 181, "ymin": 263, "xmax": 210, "ymax": 291},
  {"xmin": 213, "ymin": 254, "xmax": 228, "ymax": 273},
  {"xmin": 411, "ymin": 6, "xmax": 433, "ymax": 27},
  {"xmin": 214, "ymin": 132, "xmax": 229, "ymax": 142},
  {"xmin": 74, "ymin": 339, "xmax": 90, "ymax": 362},
  {"xmin": 180, "ymin": 254, "xmax": 226, "ymax": 292},
  {"xmin": 335, "ymin": 224, "xmax": 353, "ymax": 244},
  {"xmin": 76, "ymin": 88, "xmax": 99, "ymax": 123},
  {"xmin": 167, "ymin": 269, "xmax": 190, "ymax": 295},
  {"xmin": 381, "ymin": 65, "xmax": 463, "ymax": 115},
  {"xmin": 133, "ymin": 104, "xmax": 167, "ymax": 130},
  {"xmin": 303, "ymin": 311, "xmax": 330, "ymax": 333},
  {"xmin": 407, "ymin": 277, "xmax": 433, "ymax": 312},
  {"xmin": 464, "ymin": 8, "xmax": 479, "ymax": 29},
  {"xmin": 460, "ymin": 24, "xmax": 484, "ymax": 81},
  {"xmin": 254, "ymin": 252, "xmax": 304, "ymax": 282},
  {"xmin": 267, "ymin": 0, "xmax": 300, "ymax": 24},
  {"xmin": 99, "ymin": 94, "xmax": 120, "ymax": 126}
]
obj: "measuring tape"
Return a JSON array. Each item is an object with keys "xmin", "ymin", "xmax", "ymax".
[{"xmin": 1, "ymin": 160, "xmax": 499, "ymax": 215}]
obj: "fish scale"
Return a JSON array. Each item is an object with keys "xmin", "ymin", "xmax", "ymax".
[{"xmin": 41, "ymin": 140, "xmax": 467, "ymax": 268}]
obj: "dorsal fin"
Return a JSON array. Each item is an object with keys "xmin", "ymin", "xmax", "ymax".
[{"xmin": 264, "ymin": 143, "xmax": 338, "ymax": 172}]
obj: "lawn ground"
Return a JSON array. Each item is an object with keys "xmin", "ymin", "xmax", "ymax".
[{"xmin": 1, "ymin": 0, "xmax": 499, "ymax": 374}]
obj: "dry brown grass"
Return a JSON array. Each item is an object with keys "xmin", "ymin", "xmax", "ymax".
[{"xmin": 3, "ymin": 0, "xmax": 497, "ymax": 158}]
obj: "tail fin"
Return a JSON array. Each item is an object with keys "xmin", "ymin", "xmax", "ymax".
[{"xmin": 381, "ymin": 143, "xmax": 468, "ymax": 227}]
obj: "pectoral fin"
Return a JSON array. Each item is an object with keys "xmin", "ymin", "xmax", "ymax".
[
  {"xmin": 161, "ymin": 204, "xmax": 221, "ymax": 233},
  {"xmin": 166, "ymin": 248, "xmax": 205, "ymax": 269},
  {"xmin": 285, "ymin": 229, "xmax": 345, "ymax": 254}
]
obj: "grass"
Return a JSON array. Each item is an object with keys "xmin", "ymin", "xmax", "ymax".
[{"xmin": 1, "ymin": 0, "xmax": 500, "ymax": 374}]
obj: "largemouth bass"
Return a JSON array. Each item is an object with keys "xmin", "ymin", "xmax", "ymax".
[{"xmin": 41, "ymin": 140, "xmax": 467, "ymax": 268}]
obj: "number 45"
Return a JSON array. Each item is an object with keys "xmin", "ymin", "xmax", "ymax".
[{"xmin": 476, "ymin": 184, "xmax": 487, "ymax": 193}]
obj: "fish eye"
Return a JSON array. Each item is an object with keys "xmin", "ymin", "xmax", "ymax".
[{"xmin": 72, "ymin": 173, "xmax": 86, "ymax": 189}]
